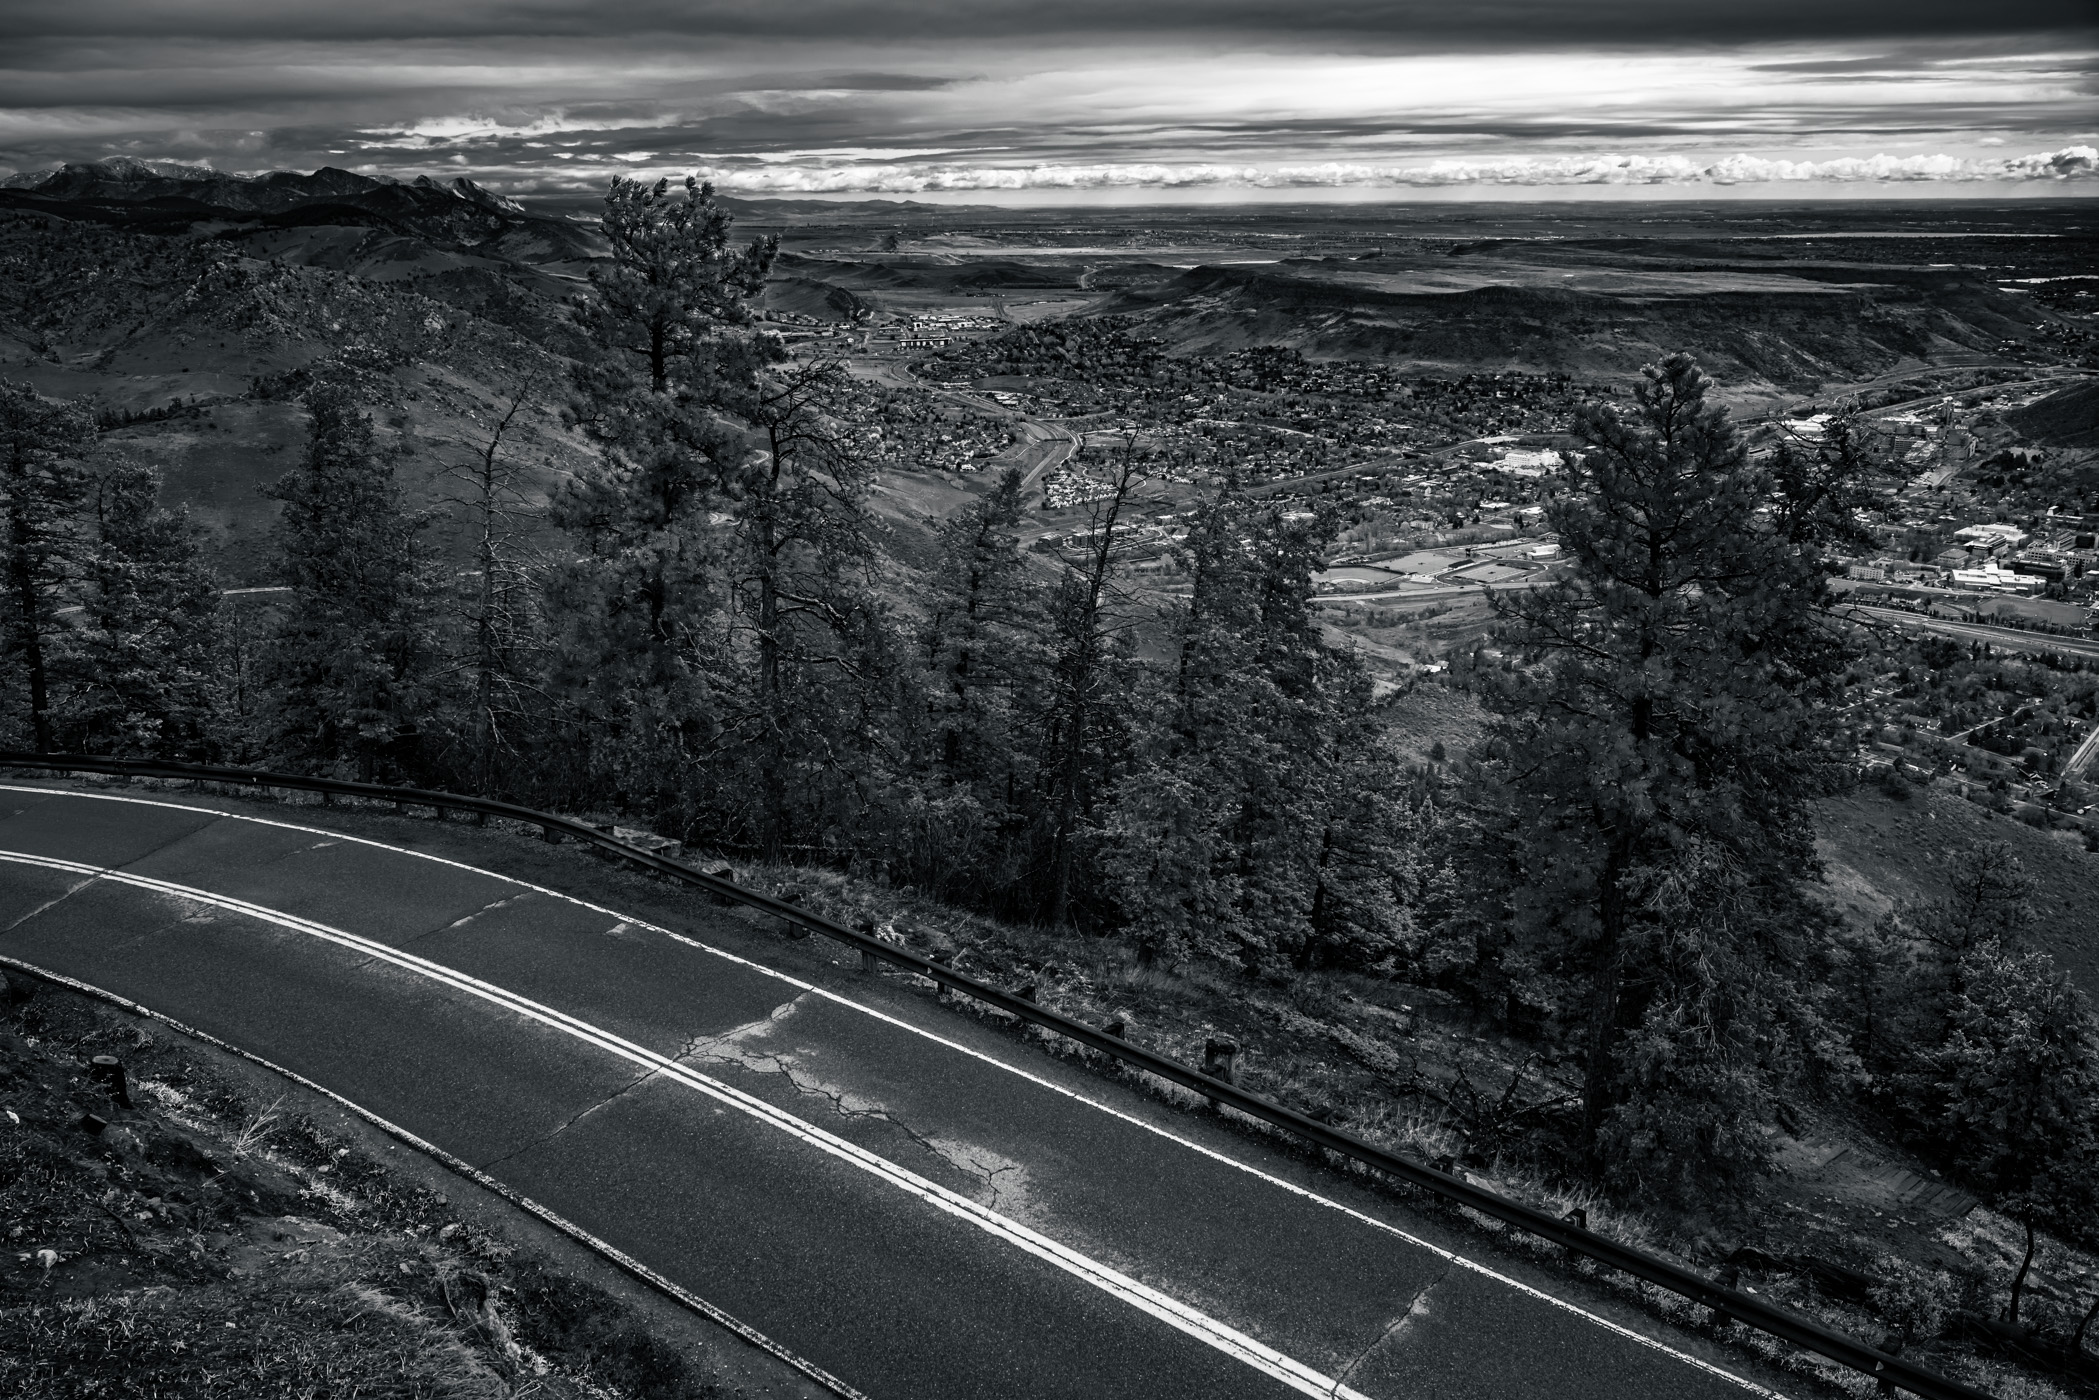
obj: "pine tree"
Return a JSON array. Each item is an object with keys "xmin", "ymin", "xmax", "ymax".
[
  {"xmin": 1106, "ymin": 486, "xmax": 1416, "ymax": 972},
  {"xmin": 260, "ymin": 382, "xmax": 439, "ymax": 779},
  {"xmin": 1478, "ymin": 353, "xmax": 1856, "ymax": 1186},
  {"xmin": 70, "ymin": 459, "xmax": 222, "ymax": 756},
  {"xmin": 0, "ymin": 382, "xmax": 95, "ymax": 753},
  {"xmin": 1034, "ymin": 449, "xmax": 1146, "ymax": 928},
  {"xmin": 1104, "ymin": 489, "xmax": 1277, "ymax": 964},
  {"xmin": 1301, "ymin": 721, "xmax": 1422, "ymax": 975},
  {"xmin": 922, "ymin": 467, "xmax": 1037, "ymax": 789},
  {"xmin": 1927, "ymin": 941, "xmax": 2099, "ymax": 1321},
  {"xmin": 552, "ymin": 175, "xmax": 781, "ymax": 818},
  {"xmin": 575, "ymin": 175, "xmax": 776, "ymax": 402},
  {"xmin": 561, "ymin": 173, "xmax": 776, "ymax": 659},
  {"xmin": 720, "ymin": 360, "xmax": 887, "ymax": 859}
]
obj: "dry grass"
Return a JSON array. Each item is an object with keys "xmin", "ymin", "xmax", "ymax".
[{"xmin": 1815, "ymin": 786, "xmax": 2099, "ymax": 997}]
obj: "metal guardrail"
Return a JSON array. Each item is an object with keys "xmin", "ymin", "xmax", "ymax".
[{"xmin": 0, "ymin": 750, "xmax": 1990, "ymax": 1400}]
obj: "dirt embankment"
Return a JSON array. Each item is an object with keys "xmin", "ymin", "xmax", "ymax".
[{"xmin": 0, "ymin": 974, "xmax": 819, "ymax": 1400}]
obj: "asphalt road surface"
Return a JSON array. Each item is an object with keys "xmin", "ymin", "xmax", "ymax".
[{"xmin": 0, "ymin": 782, "xmax": 1799, "ymax": 1400}]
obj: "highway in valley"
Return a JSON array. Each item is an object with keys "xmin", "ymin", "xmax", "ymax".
[
  {"xmin": 1837, "ymin": 603, "xmax": 2099, "ymax": 661},
  {"xmin": 0, "ymin": 782, "xmax": 1800, "ymax": 1400}
]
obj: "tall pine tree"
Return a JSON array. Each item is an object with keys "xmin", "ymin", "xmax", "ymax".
[
  {"xmin": 716, "ymin": 360, "xmax": 888, "ymax": 860},
  {"xmin": 261, "ymin": 382, "xmax": 439, "ymax": 779},
  {"xmin": 437, "ymin": 388, "xmax": 545, "ymax": 798},
  {"xmin": 922, "ymin": 466, "xmax": 1035, "ymax": 790},
  {"xmin": 551, "ymin": 175, "xmax": 780, "ymax": 817},
  {"xmin": 0, "ymin": 382, "xmax": 94, "ymax": 754},
  {"xmin": 1478, "ymin": 353, "xmax": 1855, "ymax": 1193},
  {"xmin": 1105, "ymin": 487, "xmax": 1415, "ymax": 972},
  {"xmin": 71, "ymin": 459, "xmax": 222, "ymax": 756}
]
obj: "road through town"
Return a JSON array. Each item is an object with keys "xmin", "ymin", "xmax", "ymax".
[
  {"xmin": 1837, "ymin": 603, "xmax": 2099, "ymax": 661},
  {"xmin": 0, "ymin": 782, "xmax": 1798, "ymax": 1400}
]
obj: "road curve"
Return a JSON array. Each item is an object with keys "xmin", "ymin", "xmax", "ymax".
[{"xmin": 0, "ymin": 782, "xmax": 1799, "ymax": 1400}]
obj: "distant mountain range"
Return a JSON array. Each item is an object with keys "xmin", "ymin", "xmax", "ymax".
[
  {"xmin": 0, "ymin": 159, "xmax": 606, "ymax": 279},
  {"xmin": 5, "ymin": 157, "xmax": 523, "ymax": 214},
  {"xmin": 4, "ymin": 158, "xmax": 987, "ymax": 225}
]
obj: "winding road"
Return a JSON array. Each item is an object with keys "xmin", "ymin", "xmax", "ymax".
[{"xmin": 0, "ymin": 780, "xmax": 1802, "ymax": 1400}]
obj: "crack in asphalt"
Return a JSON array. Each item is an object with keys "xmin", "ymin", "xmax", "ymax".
[
  {"xmin": 403, "ymin": 893, "xmax": 532, "ymax": 946},
  {"xmin": 1330, "ymin": 1258, "xmax": 1454, "ymax": 1398},
  {"xmin": 5, "ymin": 869, "xmax": 232, "ymax": 942},
  {"xmin": 107, "ymin": 818, "xmax": 227, "ymax": 877},
  {"xmin": 423, "ymin": 987, "xmax": 1029, "ymax": 1217},
  {"xmin": 678, "ymin": 995, "xmax": 1029, "ymax": 1210},
  {"xmin": 2, "ymin": 877, "xmax": 100, "ymax": 934},
  {"xmin": 7, "ymin": 808, "xmax": 358, "ymax": 944},
  {"xmin": 475, "ymin": 1028, "xmax": 722, "ymax": 1172}
]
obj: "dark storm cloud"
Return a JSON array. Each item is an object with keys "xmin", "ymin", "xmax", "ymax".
[{"xmin": 3, "ymin": 0, "xmax": 2091, "ymax": 45}]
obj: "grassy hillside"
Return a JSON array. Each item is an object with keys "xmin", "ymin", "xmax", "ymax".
[
  {"xmin": 1, "ymin": 212, "xmax": 586, "ymax": 580},
  {"xmin": 1099, "ymin": 254, "xmax": 2048, "ymax": 399},
  {"xmin": 1815, "ymin": 787, "xmax": 2099, "ymax": 996}
]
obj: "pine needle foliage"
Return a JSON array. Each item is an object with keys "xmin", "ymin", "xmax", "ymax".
[
  {"xmin": 260, "ymin": 381, "xmax": 441, "ymax": 780},
  {"xmin": 1474, "ymin": 353, "xmax": 1858, "ymax": 1199},
  {"xmin": 0, "ymin": 381, "xmax": 95, "ymax": 753}
]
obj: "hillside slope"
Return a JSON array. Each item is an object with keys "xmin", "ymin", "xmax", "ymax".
[
  {"xmin": 1096, "ymin": 251, "xmax": 2052, "ymax": 391},
  {"xmin": 1815, "ymin": 788, "xmax": 2099, "ymax": 995},
  {"xmin": 0, "ymin": 212, "xmax": 582, "ymax": 578}
]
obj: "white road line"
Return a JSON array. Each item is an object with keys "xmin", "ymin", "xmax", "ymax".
[
  {"xmin": 0, "ymin": 784, "xmax": 1780, "ymax": 1396},
  {"xmin": 0, "ymin": 849, "xmax": 1367, "ymax": 1400}
]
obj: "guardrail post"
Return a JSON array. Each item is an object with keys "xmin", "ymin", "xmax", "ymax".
[
  {"xmin": 860, "ymin": 949, "xmax": 879, "ymax": 974},
  {"xmin": 540, "ymin": 824, "xmax": 560, "ymax": 843},
  {"xmin": 932, "ymin": 951, "xmax": 953, "ymax": 1000},
  {"xmin": 1105, "ymin": 1018, "xmax": 1126, "ymax": 1039},
  {"xmin": 703, "ymin": 867, "xmax": 735, "ymax": 905},
  {"xmin": 1201, "ymin": 1037, "xmax": 1237, "ymax": 1110},
  {"xmin": 88, "ymin": 1054, "xmax": 132, "ymax": 1109},
  {"xmin": 1876, "ymin": 1333, "xmax": 1905, "ymax": 1395},
  {"xmin": 1710, "ymin": 1263, "xmax": 1739, "ymax": 1329}
]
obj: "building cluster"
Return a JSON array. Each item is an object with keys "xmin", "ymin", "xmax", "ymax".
[
  {"xmin": 883, "ymin": 313, "xmax": 1005, "ymax": 351},
  {"xmin": 826, "ymin": 378, "xmax": 1019, "ymax": 473},
  {"xmin": 1844, "ymin": 499, "xmax": 2097, "ymax": 614}
]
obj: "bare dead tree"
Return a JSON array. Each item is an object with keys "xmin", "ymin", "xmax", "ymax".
[{"xmin": 437, "ymin": 384, "xmax": 547, "ymax": 796}]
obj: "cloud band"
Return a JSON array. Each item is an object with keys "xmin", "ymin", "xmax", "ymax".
[{"xmin": 657, "ymin": 147, "xmax": 2097, "ymax": 192}]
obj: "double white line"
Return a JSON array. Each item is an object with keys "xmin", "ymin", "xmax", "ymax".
[{"xmin": 0, "ymin": 848, "xmax": 1370, "ymax": 1400}]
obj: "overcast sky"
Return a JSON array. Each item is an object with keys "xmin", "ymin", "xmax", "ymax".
[{"xmin": 2, "ymin": 1, "xmax": 2093, "ymax": 200}]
